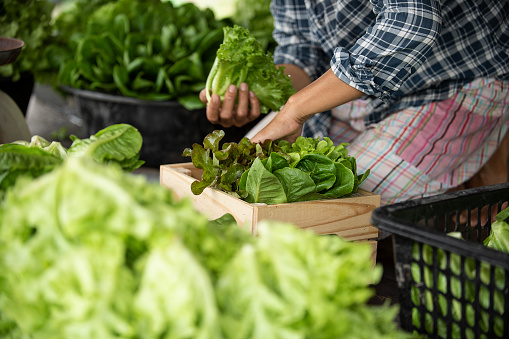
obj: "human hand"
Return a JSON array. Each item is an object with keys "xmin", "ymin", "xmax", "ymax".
[
  {"xmin": 250, "ymin": 68, "xmax": 366, "ymax": 144},
  {"xmin": 249, "ymin": 102, "xmax": 304, "ymax": 144},
  {"xmin": 199, "ymin": 83, "xmax": 261, "ymax": 128}
]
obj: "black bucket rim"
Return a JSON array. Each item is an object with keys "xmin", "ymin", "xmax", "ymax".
[{"xmin": 60, "ymin": 85, "xmax": 192, "ymax": 108}]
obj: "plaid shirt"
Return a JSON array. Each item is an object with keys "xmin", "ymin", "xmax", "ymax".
[{"xmin": 271, "ymin": 0, "xmax": 509, "ymax": 137}]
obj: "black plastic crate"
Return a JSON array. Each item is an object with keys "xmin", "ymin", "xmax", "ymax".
[{"xmin": 371, "ymin": 183, "xmax": 509, "ymax": 339}]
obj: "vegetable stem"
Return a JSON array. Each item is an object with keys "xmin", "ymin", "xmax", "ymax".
[{"xmin": 205, "ymin": 56, "xmax": 219, "ymax": 103}]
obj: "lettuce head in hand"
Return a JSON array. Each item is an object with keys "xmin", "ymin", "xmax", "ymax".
[{"xmin": 205, "ymin": 25, "xmax": 295, "ymax": 114}]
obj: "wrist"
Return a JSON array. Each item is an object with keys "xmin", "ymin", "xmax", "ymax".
[
  {"xmin": 283, "ymin": 92, "xmax": 311, "ymax": 124},
  {"xmin": 292, "ymin": 69, "xmax": 364, "ymax": 116}
]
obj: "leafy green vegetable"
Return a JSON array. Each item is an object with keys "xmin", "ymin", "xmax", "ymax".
[
  {"xmin": 67, "ymin": 123, "xmax": 145, "ymax": 171},
  {"xmin": 0, "ymin": 143, "xmax": 63, "ymax": 193},
  {"xmin": 274, "ymin": 167, "xmax": 316, "ymax": 203},
  {"xmin": 58, "ymin": 0, "xmax": 231, "ymax": 110},
  {"xmin": 183, "ymin": 130, "xmax": 370, "ymax": 204},
  {"xmin": 205, "ymin": 25, "xmax": 295, "ymax": 114},
  {"xmin": 216, "ymin": 220, "xmax": 407, "ymax": 339},
  {"xmin": 410, "ymin": 207, "xmax": 509, "ymax": 338},
  {"xmin": 0, "ymin": 124, "xmax": 144, "ymax": 196},
  {"xmin": 0, "ymin": 158, "xmax": 407, "ymax": 338},
  {"xmin": 484, "ymin": 220, "xmax": 509, "ymax": 253},
  {"xmin": 0, "ymin": 158, "xmax": 227, "ymax": 338},
  {"xmin": 485, "ymin": 206, "xmax": 509, "ymax": 254},
  {"xmin": 0, "ymin": 0, "xmax": 55, "ymax": 83},
  {"xmin": 0, "ymin": 0, "xmax": 117, "ymax": 87},
  {"xmin": 232, "ymin": 0, "xmax": 276, "ymax": 53},
  {"xmin": 244, "ymin": 157, "xmax": 287, "ymax": 204}
]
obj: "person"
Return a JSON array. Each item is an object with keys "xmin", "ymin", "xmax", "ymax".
[{"xmin": 199, "ymin": 0, "xmax": 509, "ymax": 208}]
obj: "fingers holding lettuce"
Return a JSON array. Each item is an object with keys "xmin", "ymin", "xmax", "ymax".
[
  {"xmin": 200, "ymin": 25, "xmax": 365, "ymax": 144},
  {"xmin": 199, "ymin": 82, "xmax": 261, "ymax": 128},
  {"xmin": 201, "ymin": 25, "xmax": 295, "ymax": 128}
]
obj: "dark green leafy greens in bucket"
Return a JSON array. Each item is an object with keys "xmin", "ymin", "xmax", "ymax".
[
  {"xmin": 410, "ymin": 206, "xmax": 509, "ymax": 338},
  {"xmin": 205, "ymin": 25, "xmax": 296, "ymax": 114},
  {"xmin": 58, "ymin": 0, "xmax": 229, "ymax": 110},
  {"xmin": 182, "ymin": 130, "xmax": 370, "ymax": 204},
  {"xmin": 0, "ymin": 123, "xmax": 144, "ymax": 195},
  {"xmin": 0, "ymin": 158, "xmax": 408, "ymax": 338}
]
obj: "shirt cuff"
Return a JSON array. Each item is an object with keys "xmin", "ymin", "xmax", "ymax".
[{"xmin": 331, "ymin": 47, "xmax": 394, "ymax": 102}]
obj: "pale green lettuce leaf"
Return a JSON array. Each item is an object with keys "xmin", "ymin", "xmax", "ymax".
[
  {"xmin": 0, "ymin": 157, "xmax": 404, "ymax": 339},
  {"xmin": 134, "ymin": 239, "xmax": 221, "ymax": 339},
  {"xmin": 68, "ymin": 123, "xmax": 144, "ymax": 171},
  {"xmin": 0, "ymin": 158, "xmax": 220, "ymax": 338},
  {"xmin": 217, "ymin": 221, "xmax": 404, "ymax": 339},
  {"xmin": 484, "ymin": 220, "xmax": 509, "ymax": 253}
]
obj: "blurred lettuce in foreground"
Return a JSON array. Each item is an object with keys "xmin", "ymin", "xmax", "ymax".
[{"xmin": 0, "ymin": 158, "xmax": 408, "ymax": 338}]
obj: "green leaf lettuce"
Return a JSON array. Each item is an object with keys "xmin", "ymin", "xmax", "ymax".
[
  {"xmin": 205, "ymin": 25, "xmax": 295, "ymax": 114},
  {"xmin": 0, "ymin": 158, "xmax": 407, "ymax": 338}
]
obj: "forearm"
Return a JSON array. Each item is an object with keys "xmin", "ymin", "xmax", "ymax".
[
  {"xmin": 250, "ymin": 69, "xmax": 365, "ymax": 144},
  {"xmin": 277, "ymin": 64, "xmax": 312, "ymax": 92},
  {"xmin": 285, "ymin": 68, "xmax": 364, "ymax": 123}
]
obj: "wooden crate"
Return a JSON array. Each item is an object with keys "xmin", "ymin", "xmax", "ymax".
[{"xmin": 160, "ymin": 162, "xmax": 380, "ymax": 242}]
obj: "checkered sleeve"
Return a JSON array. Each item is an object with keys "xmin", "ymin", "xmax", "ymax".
[
  {"xmin": 331, "ymin": 0, "xmax": 442, "ymax": 101},
  {"xmin": 271, "ymin": 0, "xmax": 329, "ymax": 80}
]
